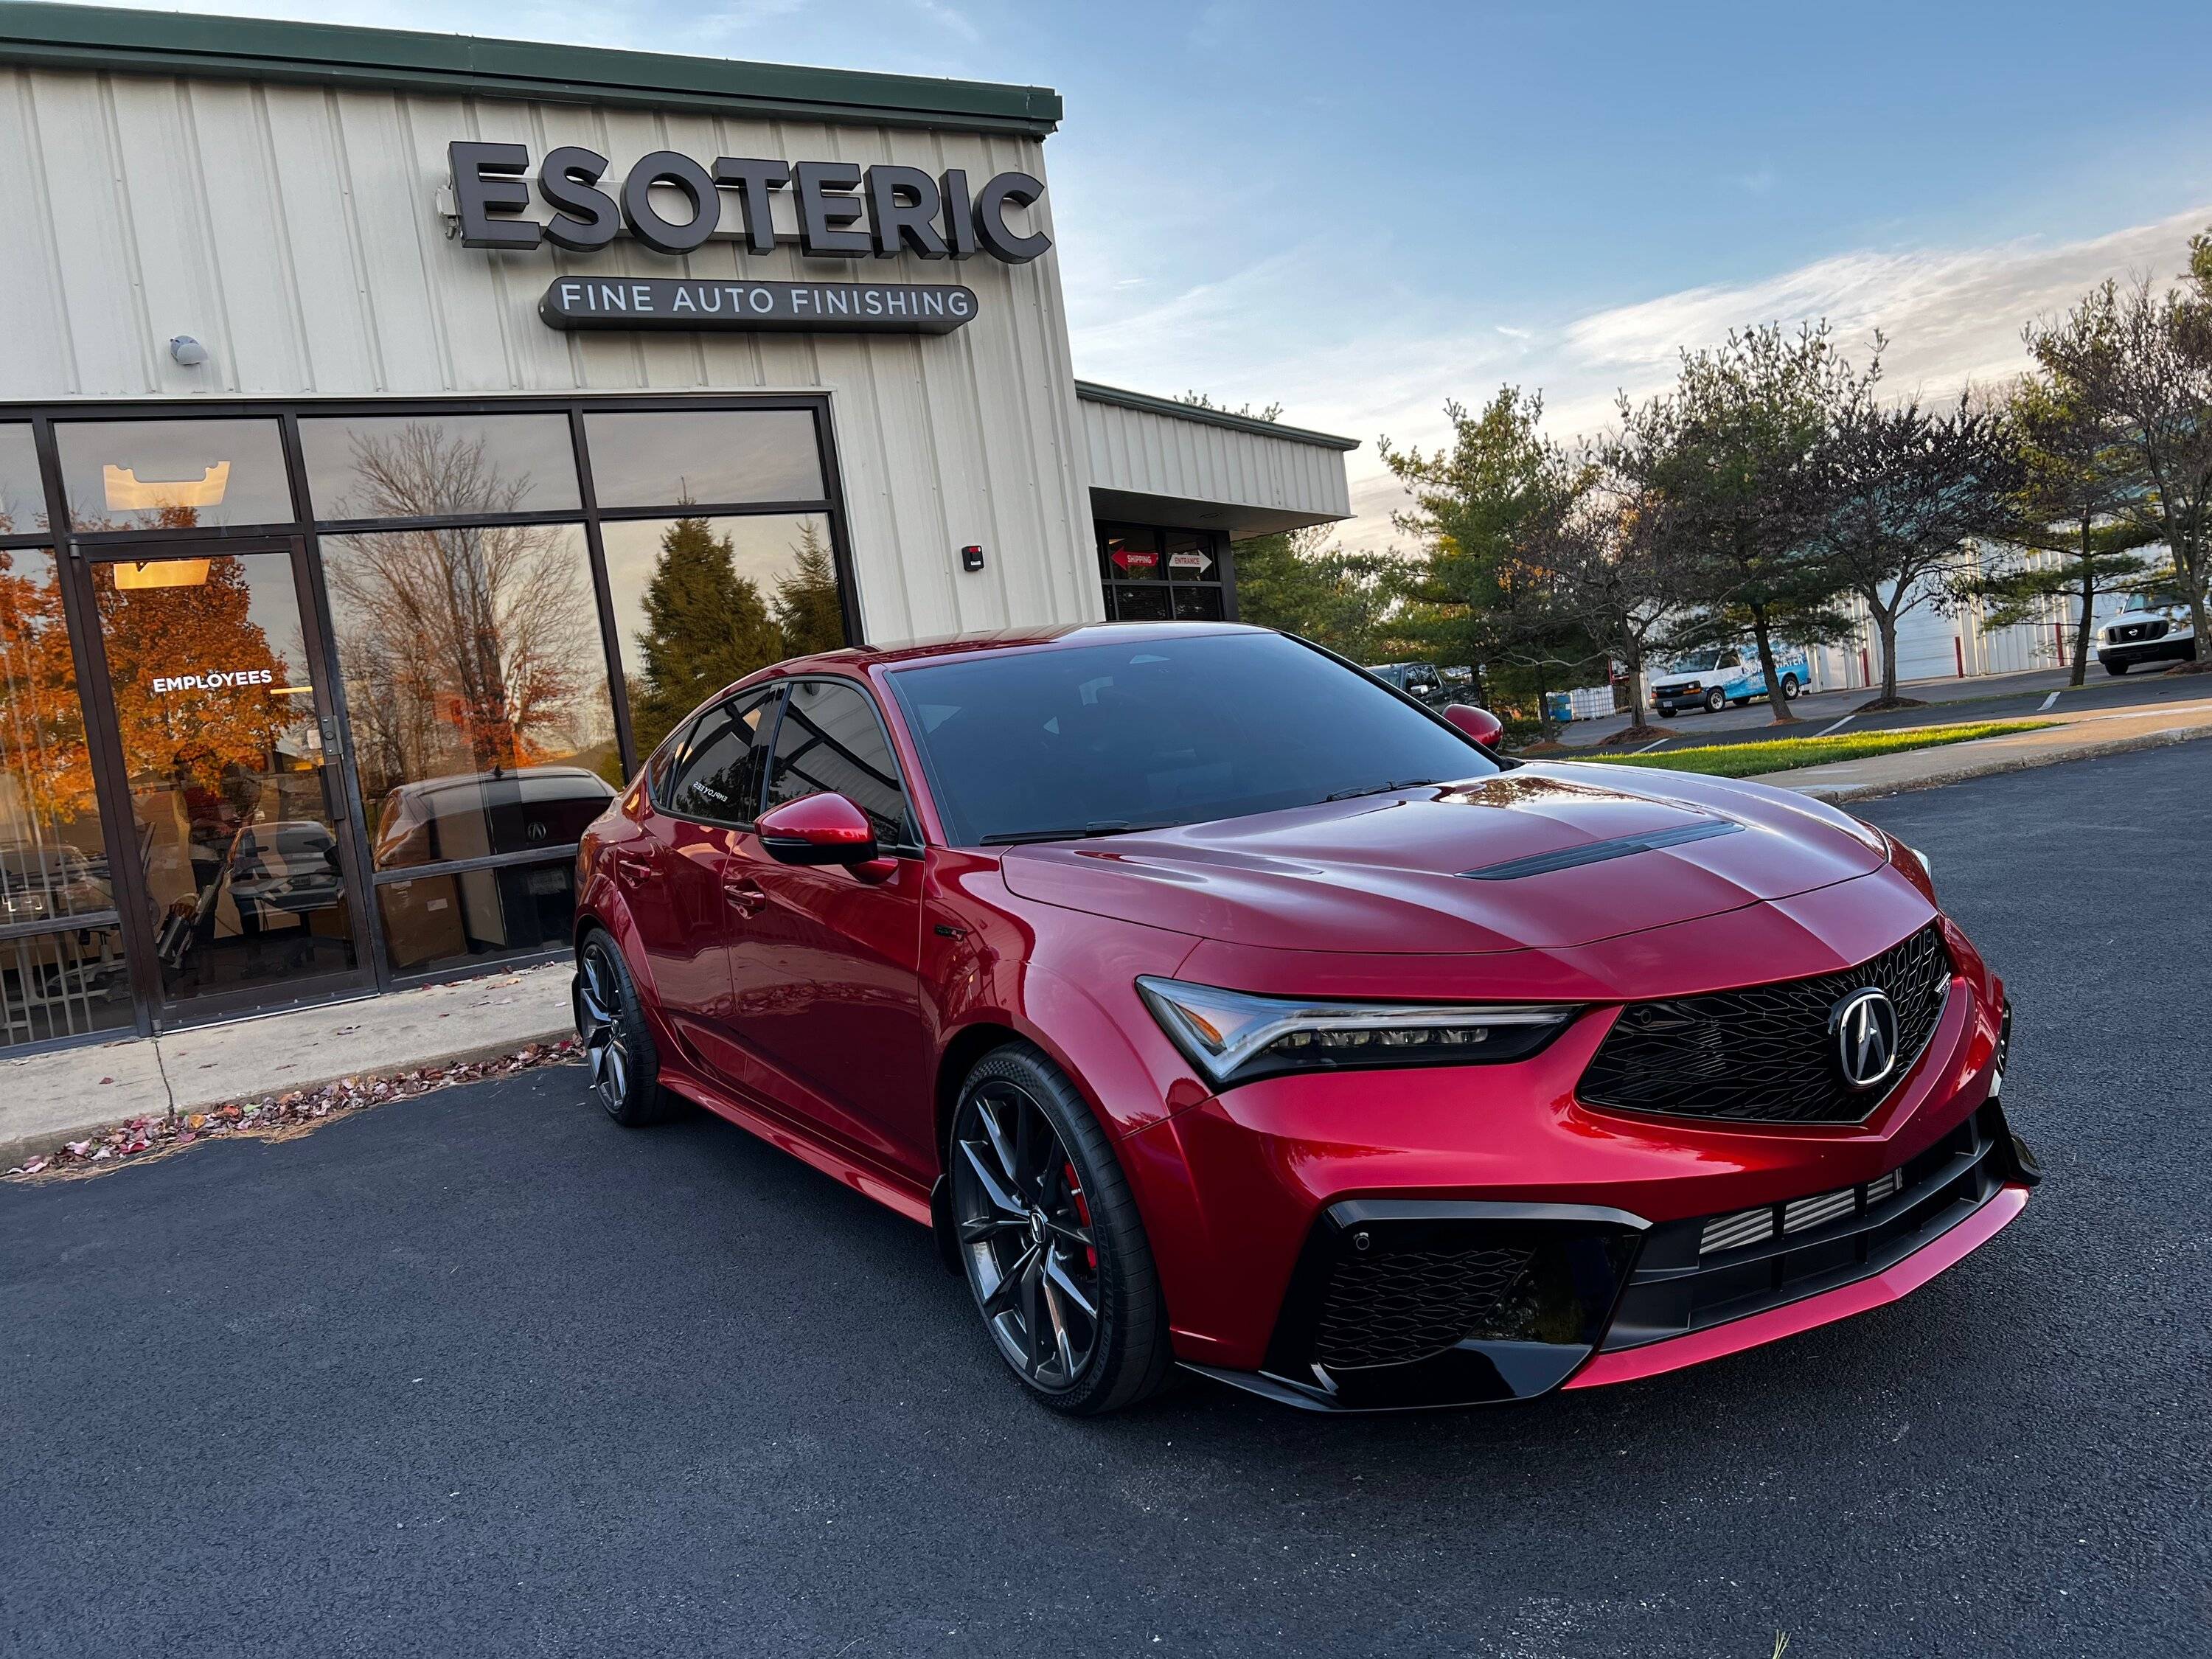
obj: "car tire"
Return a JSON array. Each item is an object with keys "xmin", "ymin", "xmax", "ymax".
[
  {"xmin": 1704, "ymin": 688, "xmax": 1726, "ymax": 712},
  {"xmin": 574, "ymin": 929, "xmax": 683, "ymax": 1127},
  {"xmin": 1781, "ymin": 674, "xmax": 1801, "ymax": 700},
  {"xmin": 947, "ymin": 1043, "xmax": 1174, "ymax": 1416},
  {"xmin": 2104, "ymin": 658, "xmax": 2129, "ymax": 676}
]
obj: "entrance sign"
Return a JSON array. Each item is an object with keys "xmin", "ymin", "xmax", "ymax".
[
  {"xmin": 540, "ymin": 279, "xmax": 979, "ymax": 334},
  {"xmin": 1169, "ymin": 550, "xmax": 1214, "ymax": 574}
]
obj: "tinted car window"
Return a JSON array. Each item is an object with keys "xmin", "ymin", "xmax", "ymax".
[
  {"xmin": 762, "ymin": 680, "xmax": 911, "ymax": 847},
  {"xmin": 891, "ymin": 632, "xmax": 1500, "ymax": 846},
  {"xmin": 667, "ymin": 692, "xmax": 776, "ymax": 824}
]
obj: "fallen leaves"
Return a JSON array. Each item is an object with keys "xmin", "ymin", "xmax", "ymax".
[{"xmin": 6, "ymin": 1040, "xmax": 580, "ymax": 1180}]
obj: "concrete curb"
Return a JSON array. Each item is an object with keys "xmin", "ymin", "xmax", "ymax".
[
  {"xmin": 0, "ymin": 1023, "xmax": 574, "ymax": 1174},
  {"xmin": 1776, "ymin": 720, "xmax": 2212, "ymax": 804}
]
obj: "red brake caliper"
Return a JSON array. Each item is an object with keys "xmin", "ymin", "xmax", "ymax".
[{"xmin": 1063, "ymin": 1161, "xmax": 1097, "ymax": 1270}]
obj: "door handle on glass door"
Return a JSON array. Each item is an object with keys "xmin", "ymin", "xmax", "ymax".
[{"xmin": 723, "ymin": 873, "xmax": 765, "ymax": 915}]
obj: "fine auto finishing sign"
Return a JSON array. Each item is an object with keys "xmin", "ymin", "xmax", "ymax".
[{"xmin": 541, "ymin": 278, "xmax": 978, "ymax": 334}]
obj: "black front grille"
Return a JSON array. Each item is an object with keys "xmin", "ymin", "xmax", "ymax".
[
  {"xmin": 1577, "ymin": 924, "xmax": 1952, "ymax": 1124},
  {"xmin": 1313, "ymin": 1244, "xmax": 1534, "ymax": 1369}
]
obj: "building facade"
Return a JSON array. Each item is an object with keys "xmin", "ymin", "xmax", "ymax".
[{"xmin": 0, "ymin": 3, "xmax": 1355, "ymax": 1051}]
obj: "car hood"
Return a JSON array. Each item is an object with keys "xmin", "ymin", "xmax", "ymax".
[{"xmin": 995, "ymin": 764, "xmax": 1888, "ymax": 953}]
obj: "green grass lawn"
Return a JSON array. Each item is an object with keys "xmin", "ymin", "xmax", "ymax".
[{"xmin": 1559, "ymin": 720, "xmax": 2052, "ymax": 779}]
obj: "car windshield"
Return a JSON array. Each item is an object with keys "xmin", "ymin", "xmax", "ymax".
[
  {"xmin": 888, "ymin": 631, "xmax": 1500, "ymax": 846},
  {"xmin": 2123, "ymin": 594, "xmax": 2166, "ymax": 613},
  {"xmin": 1670, "ymin": 650, "xmax": 1723, "ymax": 672}
]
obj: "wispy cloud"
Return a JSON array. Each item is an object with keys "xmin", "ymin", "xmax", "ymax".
[{"xmin": 1070, "ymin": 204, "xmax": 2212, "ymax": 554}]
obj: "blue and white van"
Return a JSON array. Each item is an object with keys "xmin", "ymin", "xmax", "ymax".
[{"xmin": 1651, "ymin": 645, "xmax": 1810, "ymax": 716}]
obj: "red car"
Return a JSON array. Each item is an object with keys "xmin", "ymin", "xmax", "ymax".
[{"xmin": 573, "ymin": 624, "xmax": 2037, "ymax": 1415}]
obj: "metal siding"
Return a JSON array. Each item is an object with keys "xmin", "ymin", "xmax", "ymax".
[
  {"xmin": 0, "ymin": 66, "xmax": 1092, "ymax": 645},
  {"xmin": 1080, "ymin": 394, "xmax": 1351, "ymax": 524}
]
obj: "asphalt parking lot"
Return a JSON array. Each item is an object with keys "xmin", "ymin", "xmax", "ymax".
[{"xmin": 5, "ymin": 743, "xmax": 2208, "ymax": 1658}]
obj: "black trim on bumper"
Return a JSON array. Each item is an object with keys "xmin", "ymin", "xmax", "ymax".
[
  {"xmin": 1228, "ymin": 1200, "xmax": 1648, "ymax": 1411},
  {"xmin": 1603, "ymin": 1099, "xmax": 2031, "ymax": 1353}
]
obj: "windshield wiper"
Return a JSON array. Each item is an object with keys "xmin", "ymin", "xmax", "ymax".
[
  {"xmin": 978, "ymin": 818, "xmax": 1184, "ymax": 846},
  {"xmin": 1323, "ymin": 778, "xmax": 1441, "ymax": 803}
]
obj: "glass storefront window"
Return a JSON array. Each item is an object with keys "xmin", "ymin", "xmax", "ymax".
[
  {"xmin": 375, "ymin": 858, "xmax": 577, "ymax": 974},
  {"xmin": 0, "ymin": 548, "xmax": 111, "ymax": 926},
  {"xmin": 1099, "ymin": 522, "xmax": 1229, "ymax": 624},
  {"xmin": 599, "ymin": 513, "xmax": 847, "ymax": 757},
  {"xmin": 90, "ymin": 549, "xmax": 359, "ymax": 1005},
  {"xmin": 58, "ymin": 419, "xmax": 294, "ymax": 532},
  {"xmin": 320, "ymin": 524, "xmax": 620, "ymax": 868},
  {"xmin": 0, "ymin": 425, "xmax": 47, "ymax": 536},
  {"xmin": 583, "ymin": 409, "xmax": 824, "ymax": 509},
  {"xmin": 1, "ymin": 924, "xmax": 132, "ymax": 1047},
  {"xmin": 298, "ymin": 414, "xmax": 581, "ymax": 522}
]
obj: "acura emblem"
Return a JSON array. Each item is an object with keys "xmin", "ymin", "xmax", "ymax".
[{"xmin": 1830, "ymin": 987, "xmax": 1900, "ymax": 1091}]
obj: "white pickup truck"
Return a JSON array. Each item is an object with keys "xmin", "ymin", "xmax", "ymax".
[{"xmin": 2097, "ymin": 594, "xmax": 2199, "ymax": 675}]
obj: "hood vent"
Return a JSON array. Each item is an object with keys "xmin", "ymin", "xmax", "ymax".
[{"xmin": 1459, "ymin": 818, "xmax": 1743, "ymax": 882}]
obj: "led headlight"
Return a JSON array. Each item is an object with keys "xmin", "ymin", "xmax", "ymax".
[{"xmin": 1135, "ymin": 976, "xmax": 1580, "ymax": 1090}]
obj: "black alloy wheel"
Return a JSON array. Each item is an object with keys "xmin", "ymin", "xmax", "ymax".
[
  {"xmin": 574, "ymin": 931, "xmax": 679, "ymax": 1126},
  {"xmin": 948, "ymin": 1045, "xmax": 1173, "ymax": 1415}
]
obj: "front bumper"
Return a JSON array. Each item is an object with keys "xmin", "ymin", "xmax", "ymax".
[
  {"xmin": 1135, "ymin": 929, "xmax": 2026, "ymax": 1409},
  {"xmin": 1187, "ymin": 1097, "xmax": 2035, "ymax": 1411},
  {"xmin": 2098, "ymin": 636, "xmax": 2196, "ymax": 667}
]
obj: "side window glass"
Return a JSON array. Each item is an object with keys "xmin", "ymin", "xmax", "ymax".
[
  {"xmin": 763, "ymin": 680, "xmax": 911, "ymax": 848},
  {"xmin": 667, "ymin": 692, "xmax": 777, "ymax": 824},
  {"xmin": 647, "ymin": 712, "xmax": 698, "ymax": 808}
]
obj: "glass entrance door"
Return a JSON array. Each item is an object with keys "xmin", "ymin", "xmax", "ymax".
[{"xmin": 84, "ymin": 542, "xmax": 369, "ymax": 1019}]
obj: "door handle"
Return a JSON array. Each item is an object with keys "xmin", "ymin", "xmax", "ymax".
[
  {"xmin": 616, "ymin": 851, "xmax": 660, "ymax": 888},
  {"xmin": 722, "ymin": 873, "xmax": 765, "ymax": 915}
]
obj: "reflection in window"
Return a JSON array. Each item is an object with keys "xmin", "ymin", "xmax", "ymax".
[
  {"xmin": 0, "ymin": 425, "xmax": 46, "ymax": 536},
  {"xmin": 667, "ymin": 693, "xmax": 774, "ymax": 824},
  {"xmin": 599, "ymin": 515, "xmax": 847, "ymax": 757},
  {"xmin": 58, "ymin": 419, "xmax": 294, "ymax": 531},
  {"xmin": 1, "ymin": 924, "xmax": 132, "ymax": 1048},
  {"xmin": 376, "ymin": 858, "xmax": 577, "ymax": 974},
  {"xmin": 763, "ymin": 681, "xmax": 908, "ymax": 845},
  {"xmin": 583, "ymin": 409, "xmax": 824, "ymax": 508},
  {"xmin": 0, "ymin": 549, "xmax": 111, "ymax": 926},
  {"xmin": 321, "ymin": 524, "xmax": 619, "ymax": 869},
  {"xmin": 298, "ymin": 414, "xmax": 580, "ymax": 522}
]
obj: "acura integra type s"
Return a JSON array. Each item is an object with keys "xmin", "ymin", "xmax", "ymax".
[{"xmin": 572, "ymin": 624, "xmax": 2037, "ymax": 1415}]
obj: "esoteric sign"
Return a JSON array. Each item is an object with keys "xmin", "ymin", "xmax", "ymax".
[{"xmin": 448, "ymin": 142, "xmax": 1050, "ymax": 263}]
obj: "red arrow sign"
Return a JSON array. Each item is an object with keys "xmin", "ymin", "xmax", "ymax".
[{"xmin": 1110, "ymin": 548, "xmax": 1160, "ymax": 574}]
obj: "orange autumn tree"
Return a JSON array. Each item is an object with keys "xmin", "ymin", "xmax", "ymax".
[
  {"xmin": 0, "ymin": 549, "xmax": 97, "ymax": 831},
  {"xmin": 94, "ymin": 559, "xmax": 291, "ymax": 798}
]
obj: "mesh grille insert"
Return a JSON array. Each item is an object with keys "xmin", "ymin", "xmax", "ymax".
[
  {"xmin": 1577, "ymin": 924, "xmax": 1951, "ymax": 1124},
  {"xmin": 1313, "ymin": 1244, "xmax": 1534, "ymax": 1371}
]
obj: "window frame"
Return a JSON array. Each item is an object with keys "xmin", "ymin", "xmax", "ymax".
[{"xmin": 758, "ymin": 674, "xmax": 923, "ymax": 857}]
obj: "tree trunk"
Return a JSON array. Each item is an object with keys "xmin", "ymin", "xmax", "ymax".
[
  {"xmin": 2070, "ymin": 515, "xmax": 2094, "ymax": 688},
  {"xmin": 1876, "ymin": 606, "xmax": 1900, "ymax": 704},
  {"xmin": 2184, "ymin": 537, "xmax": 2212, "ymax": 675},
  {"xmin": 1622, "ymin": 646, "xmax": 1651, "ymax": 736},
  {"xmin": 1749, "ymin": 611, "xmax": 1795, "ymax": 723}
]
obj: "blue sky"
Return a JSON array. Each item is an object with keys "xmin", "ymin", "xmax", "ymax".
[{"xmin": 142, "ymin": 0, "xmax": 2212, "ymax": 545}]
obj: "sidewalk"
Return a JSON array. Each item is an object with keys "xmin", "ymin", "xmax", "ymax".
[
  {"xmin": 1752, "ymin": 698, "xmax": 2212, "ymax": 802},
  {"xmin": 1, "ymin": 962, "xmax": 573, "ymax": 1172}
]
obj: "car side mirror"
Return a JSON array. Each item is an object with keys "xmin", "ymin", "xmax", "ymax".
[
  {"xmin": 1442, "ymin": 703, "xmax": 1505, "ymax": 749},
  {"xmin": 757, "ymin": 793, "xmax": 880, "ymax": 866}
]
